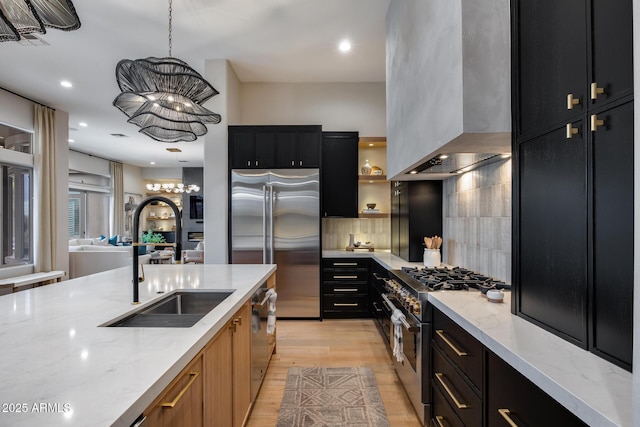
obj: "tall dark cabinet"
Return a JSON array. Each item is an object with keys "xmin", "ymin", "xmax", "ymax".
[
  {"xmin": 512, "ymin": 0, "xmax": 633, "ymax": 370},
  {"xmin": 321, "ymin": 132, "xmax": 358, "ymax": 218},
  {"xmin": 390, "ymin": 180, "xmax": 443, "ymax": 262}
]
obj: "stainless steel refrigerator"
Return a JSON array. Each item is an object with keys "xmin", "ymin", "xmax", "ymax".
[{"xmin": 230, "ymin": 169, "xmax": 320, "ymax": 318}]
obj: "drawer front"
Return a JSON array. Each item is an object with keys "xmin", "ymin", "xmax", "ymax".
[
  {"xmin": 487, "ymin": 351, "xmax": 587, "ymax": 427},
  {"xmin": 322, "ymin": 270, "xmax": 369, "ymax": 283},
  {"xmin": 431, "ymin": 384, "xmax": 465, "ymax": 427},
  {"xmin": 323, "ymin": 295, "xmax": 369, "ymax": 311},
  {"xmin": 433, "ymin": 309, "xmax": 483, "ymax": 392},
  {"xmin": 432, "ymin": 346, "xmax": 482, "ymax": 427},
  {"xmin": 322, "ymin": 258, "xmax": 370, "ymax": 270},
  {"xmin": 322, "ymin": 282, "xmax": 369, "ymax": 295}
]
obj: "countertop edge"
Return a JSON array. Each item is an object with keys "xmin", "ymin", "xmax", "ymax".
[{"xmin": 114, "ymin": 265, "xmax": 276, "ymax": 427}]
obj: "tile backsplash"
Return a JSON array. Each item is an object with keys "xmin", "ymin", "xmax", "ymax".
[
  {"xmin": 322, "ymin": 218, "xmax": 390, "ymax": 250},
  {"xmin": 443, "ymin": 159, "xmax": 512, "ymax": 282}
]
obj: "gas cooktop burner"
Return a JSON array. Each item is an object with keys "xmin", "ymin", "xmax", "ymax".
[{"xmin": 398, "ymin": 266, "xmax": 510, "ymax": 292}]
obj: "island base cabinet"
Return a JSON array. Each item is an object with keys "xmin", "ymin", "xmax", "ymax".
[
  {"xmin": 486, "ymin": 351, "xmax": 587, "ymax": 427},
  {"xmin": 204, "ymin": 300, "xmax": 252, "ymax": 427},
  {"xmin": 144, "ymin": 355, "xmax": 204, "ymax": 427}
]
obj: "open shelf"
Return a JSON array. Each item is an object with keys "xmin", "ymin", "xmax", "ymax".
[
  {"xmin": 358, "ymin": 213, "xmax": 390, "ymax": 219},
  {"xmin": 359, "ymin": 175, "xmax": 387, "ymax": 182}
]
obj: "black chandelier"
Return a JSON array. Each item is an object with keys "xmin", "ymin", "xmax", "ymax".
[
  {"xmin": 0, "ymin": 0, "xmax": 80, "ymax": 42},
  {"xmin": 113, "ymin": 0, "xmax": 221, "ymax": 143}
]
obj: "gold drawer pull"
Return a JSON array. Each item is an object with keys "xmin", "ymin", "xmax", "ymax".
[
  {"xmin": 565, "ymin": 123, "xmax": 579, "ymax": 139},
  {"xmin": 590, "ymin": 114, "xmax": 605, "ymax": 132},
  {"xmin": 334, "ymin": 275, "xmax": 358, "ymax": 279},
  {"xmin": 590, "ymin": 82, "xmax": 605, "ymax": 100},
  {"xmin": 333, "ymin": 262, "xmax": 357, "ymax": 266},
  {"xmin": 498, "ymin": 408, "xmax": 518, "ymax": 427},
  {"xmin": 567, "ymin": 93, "xmax": 580, "ymax": 110},
  {"xmin": 435, "ymin": 329, "xmax": 468, "ymax": 356},
  {"xmin": 435, "ymin": 373, "xmax": 468, "ymax": 409},
  {"xmin": 334, "ymin": 303, "xmax": 359, "ymax": 307},
  {"xmin": 334, "ymin": 288, "xmax": 358, "ymax": 292},
  {"xmin": 161, "ymin": 371, "xmax": 201, "ymax": 408},
  {"xmin": 435, "ymin": 415, "xmax": 447, "ymax": 427}
]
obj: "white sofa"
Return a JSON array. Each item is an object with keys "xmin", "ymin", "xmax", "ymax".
[{"xmin": 68, "ymin": 239, "xmax": 150, "ymax": 279}]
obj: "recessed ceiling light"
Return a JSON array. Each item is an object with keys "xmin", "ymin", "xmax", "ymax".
[
  {"xmin": 410, "ymin": 170, "xmax": 417, "ymax": 174},
  {"xmin": 368, "ymin": 143, "xmax": 374, "ymax": 147},
  {"xmin": 150, "ymin": 161, "xmax": 156, "ymax": 165},
  {"xmin": 79, "ymin": 122, "xmax": 87, "ymax": 127},
  {"xmin": 439, "ymin": 154, "xmax": 449, "ymax": 159},
  {"xmin": 68, "ymin": 139, "xmax": 74, "ymax": 143},
  {"xmin": 339, "ymin": 39, "xmax": 351, "ymax": 52},
  {"xmin": 501, "ymin": 154, "xmax": 511, "ymax": 158},
  {"xmin": 60, "ymin": 80, "xmax": 72, "ymax": 88}
]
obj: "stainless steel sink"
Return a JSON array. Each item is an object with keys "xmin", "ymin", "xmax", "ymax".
[{"xmin": 105, "ymin": 290, "xmax": 235, "ymax": 328}]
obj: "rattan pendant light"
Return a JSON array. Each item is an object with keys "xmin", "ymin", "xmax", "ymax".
[{"xmin": 113, "ymin": 0, "xmax": 221, "ymax": 143}]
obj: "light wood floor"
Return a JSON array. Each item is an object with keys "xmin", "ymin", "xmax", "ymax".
[{"xmin": 245, "ymin": 319, "xmax": 422, "ymax": 427}]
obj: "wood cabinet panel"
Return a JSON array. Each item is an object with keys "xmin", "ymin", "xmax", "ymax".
[
  {"xmin": 516, "ymin": 124, "xmax": 588, "ymax": 346},
  {"xmin": 145, "ymin": 356, "xmax": 204, "ymax": 427},
  {"xmin": 321, "ymin": 132, "xmax": 358, "ymax": 217},
  {"xmin": 204, "ymin": 324, "xmax": 233, "ymax": 427},
  {"xmin": 233, "ymin": 301, "xmax": 252, "ymax": 427},
  {"xmin": 487, "ymin": 351, "xmax": 587, "ymax": 427},
  {"xmin": 591, "ymin": 100, "xmax": 634, "ymax": 369}
]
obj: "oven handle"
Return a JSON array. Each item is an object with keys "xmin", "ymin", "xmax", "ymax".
[
  {"xmin": 382, "ymin": 294, "xmax": 420, "ymax": 332},
  {"xmin": 373, "ymin": 272, "xmax": 386, "ymax": 280}
]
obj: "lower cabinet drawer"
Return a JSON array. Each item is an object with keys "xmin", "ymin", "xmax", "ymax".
[
  {"xmin": 322, "ymin": 295, "xmax": 369, "ymax": 318},
  {"xmin": 432, "ymin": 384, "xmax": 464, "ymax": 427},
  {"xmin": 322, "ymin": 282, "xmax": 368, "ymax": 294},
  {"xmin": 432, "ymin": 345, "xmax": 482, "ymax": 427},
  {"xmin": 433, "ymin": 309, "xmax": 483, "ymax": 393},
  {"xmin": 322, "ymin": 270, "xmax": 369, "ymax": 282}
]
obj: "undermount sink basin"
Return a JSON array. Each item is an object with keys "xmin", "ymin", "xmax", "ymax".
[{"xmin": 105, "ymin": 290, "xmax": 235, "ymax": 328}]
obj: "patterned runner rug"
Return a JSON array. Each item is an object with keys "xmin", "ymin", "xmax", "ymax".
[{"xmin": 276, "ymin": 366, "xmax": 390, "ymax": 427}]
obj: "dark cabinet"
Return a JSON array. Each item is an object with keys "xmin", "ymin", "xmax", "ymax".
[
  {"xmin": 321, "ymin": 132, "xmax": 358, "ymax": 218},
  {"xmin": 321, "ymin": 258, "xmax": 369, "ymax": 318},
  {"xmin": 516, "ymin": 124, "xmax": 588, "ymax": 348},
  {"xmin": 512, "ymin": 0, "xmax": 633, "ymax": 370},
  {"xmin": 390, "ymin": 180, "xmax": 443, "ymax": 262},
  {"xmin": 591, "ymin": 100, "xmax": 634, "ymax": 368},
  {"xmin": 486, "ymin": 351, "xmax": 587, "ymax": 427},
  {"xmin": 228, "ymin": 125, "xmax": 321, "ymax": 169}
]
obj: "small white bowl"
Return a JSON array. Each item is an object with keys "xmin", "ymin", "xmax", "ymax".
[{"xmin": 486, "ymin": 289, "xmax": 504, "ymax": 303}]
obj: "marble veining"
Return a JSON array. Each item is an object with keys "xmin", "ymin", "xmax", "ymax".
[{"xmin": 0, "ymin": 264, "xmax": 276, "ymax": 427}]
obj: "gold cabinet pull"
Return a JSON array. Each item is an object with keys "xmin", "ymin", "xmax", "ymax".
[
  {"xmin": 566, "ymin": 123, "xmax": 579, "ymax": 139},
  {"xmin": 590, "ymin": 82, "xmax": 605, "ymax": 100},
  {"xmin": 233, "ymin": 316, "xmax": 242, "ymax": 326},
  {"xmin": 333, "ymin": 262, "xmax": 358, "ymax": 266},
  {"xmin": 435, "ymin": 373, "xmax": 468, "ymax": 409},
  {"xmin": 590, "ymin": 114, "xmax": 605, "ymax": 132},
  {"xmin": 567, "ymin": 94, "xmax": 580, "ymax": 110},
  {"xmin": 334, "ymin": 275, "xmax": 358, "ymax": 279},
  {"xmin": 334, "ymin": 288, "xmax": 358, "ymax": 292},
  {"xmin": 161, "ymin": 371, "xmax": 201, "ymax": 408},
  {"xmin": 434, "ymin": 415, "xmax": 447, "ymax": 427},
  {"xmin": 498, "ymin": 408, "xmax": 518, "ymax": 427},
  {"xmin": 435, "ymin": 329, "xmax": 468, "ymax": 356},
  {"xmin": 333, "ymin": 303, "xmax": 359, "ymax": 307}
]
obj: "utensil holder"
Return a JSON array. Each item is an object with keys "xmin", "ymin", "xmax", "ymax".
[{"xmin": 423, "ymin": 248, "xmax": 441, "ymax": 267}]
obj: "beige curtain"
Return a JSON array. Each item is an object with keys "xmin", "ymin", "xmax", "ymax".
[
  {"xmin": 34, "ymin": 105, "xmax": 57, "ymax": 272},
  {"xmin": 110, "ymin": 161, "xmax": 124, "ymax": 237}
]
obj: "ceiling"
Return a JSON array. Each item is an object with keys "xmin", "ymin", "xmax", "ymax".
[{"xmin": 0, "ymin": 0, "xmax": 390, "ymax": 168}]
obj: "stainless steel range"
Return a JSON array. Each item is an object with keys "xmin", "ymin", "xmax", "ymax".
[{"xmin": 370, "ymin": 265, "xmax": 510, "ymax": 425}]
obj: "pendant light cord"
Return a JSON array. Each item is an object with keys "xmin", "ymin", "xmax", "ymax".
[{"xmin": 168, "ymin": 0, "xmax": 173, "ymax": 57}]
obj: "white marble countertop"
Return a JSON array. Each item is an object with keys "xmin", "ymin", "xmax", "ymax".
[
  {"xmin": 322, "ymin": 249, "xmax": 632, "ymax": 427},
  {"xmin": 0, "ymin": 264, "xmax": 276, "ymax": 427}
]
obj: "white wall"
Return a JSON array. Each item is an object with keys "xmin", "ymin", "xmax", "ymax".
[
  {"xmin": 203, "ymin": 59, "xmax": 240, "ymax": 263},
  {"xmin": 239, "ymin": 82, "xmax": 386, "ymax": 136}
]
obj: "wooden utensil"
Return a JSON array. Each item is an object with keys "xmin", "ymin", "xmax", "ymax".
[{"xmin": 424, "ymin": 237, "xmax": 432, "ymax": 249}]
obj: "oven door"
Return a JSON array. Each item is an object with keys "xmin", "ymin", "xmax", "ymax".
[{"xmin": 386, "ymin": 297, "xmax": 428, "ymax": 424}]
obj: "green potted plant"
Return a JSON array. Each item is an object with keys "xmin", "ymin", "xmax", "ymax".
[{"xmin": 139, "ymin": 230, "xmax": 166, "ymax": 254}]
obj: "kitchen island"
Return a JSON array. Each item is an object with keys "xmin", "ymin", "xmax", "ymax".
[
  {"xmin": 0, "ymin": 263, "xmax": 276, "ymax": 427},
  {"xmin": 323, "ymin": 249, "xmax": 632, "ymax": 427}
]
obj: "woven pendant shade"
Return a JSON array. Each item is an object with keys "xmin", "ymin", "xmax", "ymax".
[
  {"xmin": 0, "ymin": 0, "xmax": 80, "ymax": 42},
  {"xmin": 113, "ymin": 57, "xmax": 221, "ymax": 143}
]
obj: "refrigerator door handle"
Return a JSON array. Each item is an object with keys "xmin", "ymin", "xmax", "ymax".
[
  {"xmin": 262, "ymin": 185, "xmax": 267, "ymax": 264},
  {"xmin": 269, "ymin": 185, "xmax": 275, "ymax": 264}
]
